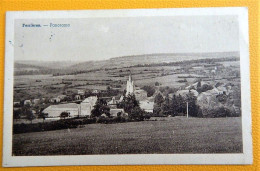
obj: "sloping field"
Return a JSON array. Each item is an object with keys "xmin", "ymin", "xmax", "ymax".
[{"xmin": 13, "ymin": 117, "xmax": 242, "ymax": 155}]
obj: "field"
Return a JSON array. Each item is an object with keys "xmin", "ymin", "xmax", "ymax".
[
  {"xmin": 13, "ymin": 117, "xmax": 242, "ymax": 155},
  {"xmin": 13, "ymin": 56, "xmax": 241, "ymax": 102}
]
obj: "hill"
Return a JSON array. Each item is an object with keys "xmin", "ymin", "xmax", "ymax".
[
  {"xmin": 66, "ymin": 51, "xmax": 239, "ymax": 71},
  {"xmin": 14, "ymin": 51, "xmax": 239, "ymax": 75}
]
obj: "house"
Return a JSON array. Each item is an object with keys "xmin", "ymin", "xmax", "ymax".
[
  {"xmin": 92, "ymin": 89, "xmax": 100, "ymax": 94},
  {"xmin": 75, "ymin": 95, "xmax": 81, "ymax": 100},
  {"xmin": 13, "ymin": 101, "xmax": 20, "ymax": 107},
  {"xmin": 42, "ymin": 103, "xmax": 80, "ymax": 118},
  {"xmin": 108, "ymin": 97, "xmax": 118, "ymax": 109},
  {"xmin": 174, "ymin": 89, "xmax": 199, "ymax": 97},
  {"xmin": 80, "ymin": 96, "xmax": 98, "ymax": 116},
  {"xmin": 216, "ymin": 86, "xmax": 229, "ymax": 95},
  {"xmin": 33, "ymin": 99, "xmax": 40, "ymax": 105},
  {"xmin": 57, "ymin": 95, "xmax": 67, "ymax": 101},
  {"xmin": 24, "ymin": 100, "xmax": 32, "ymax": 106},
  {"xmin": 110, "ymin": 108, "xmax": 126, "ymax": 117},
  {"xmin": 78, "ymin": 89, "xmax": 85, "ymax": 95},
  {"xmin": 185, "ymin": 81, "xmax": 208, "ymax": 90},
  {"xmin": 134, "ymin": 88, "xmax": 148, "ymax": 101},
  {"xmin": 50, "ymin": 97, "xmax": 61, "ymax": 103},
  {"xmin": 139, "ymin": 100, "xmax": 154, "ymax": 113}
]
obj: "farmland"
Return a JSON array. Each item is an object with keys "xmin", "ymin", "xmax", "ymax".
[
  {"xmin": 13, "ymin": 117, "xmax": 242, "ymax": 155},
  {"xmin": 13, "ymin": 53, "xmax": 241, "ymax": 102}
]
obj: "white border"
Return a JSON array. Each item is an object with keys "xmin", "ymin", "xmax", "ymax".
[{"xmin": 3, "ymin": 7, "xmax": 252, "ymax": 167}]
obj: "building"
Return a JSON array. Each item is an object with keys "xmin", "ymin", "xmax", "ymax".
[
  {"xmin": 13, "ymin": 101, "xmax": 20, "ymax": 107},
  {"xmin": 126, "ymin": 74, "xmax": 135, "ymax": 95},
  {"xmin": 125, "ymin": 74, "xmax": 154, "ymax": 112},
  {"xmin": 134, "ymin": 88, "xmax": 148, "ymax": 101},
  {"xmin": 92, "ymin": 89, "xmax": 100, "ymax": 94},
  {"xmin": 80, "ymin": 96, "xmax": 98, "ymax": 116},
  {"xmin": 50, "ymin": 97, "xmax": 61, "ymax": 103},
  {"xmin": 24, "ymin": 100, "xmax": 32, "ymax": 106},
  {"xmin": 110, "ymin": 108, "xmax": 126, "ymax": 117},
  {"xmin": 33, "ymin": 99, "xmax": 40, "ymax": 105},
  {"xmin": 174, "ymin": 89, "xmax": 199, "ymax": 97},
  {"xmin": 108, "ymin": 97, "xmax": 118, "ymax": 109},
  {"xmin": 43, "ymin": 103, "xmax": 80, "ymax": 118},
  {"xmin": 75, "ymin": 94, "xmax": 81, "ymax": 100},
  {"xmin": 139, "ymin": 100, "xmax": 154, "ymax": 113},
  {"xmin": 57, "ymin": 95, "xmax": 67, "ymax": 101},
  {"xmin": 78, "ymin": 89, "xmax": 85, "ymax": 95}
]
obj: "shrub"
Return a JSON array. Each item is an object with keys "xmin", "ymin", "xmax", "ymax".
[
  {"xmin": 144, "ymin": 113, "xmax": 151, "ymax": 120},
  {"xmin": 197, "ymin": 84, "xmax": 213, "ymax": 93},
  {"xmin": 96, "ymin": 116, "xmax": 127, "ymax": 124},
  {"xmin": 198, "ymin": 106, "xmax": 236, "ymax": 118},
  {"xmin": 13, "ymin": 118, "xmax": 98, "ymax": 134}
]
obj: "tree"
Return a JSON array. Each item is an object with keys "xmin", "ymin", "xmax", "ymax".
[
  {"xmin": 154, "ymin": 93, "xmax": 164, "ymax": 105},
  {"xmin": 141, "ymin": 86, "xmax": 155, "ymax": 97},
  {"xmin": 25, "ymin": 109, "xmax": 35, "ymax": 124},
  {"xmin": 197, "ymin": 84, "xmax": 213, "ymax": 93},
  {"xmin": 117, "ymin": 94, "xmax": 143, "ymax": 121},
  {"xmin": 170, "ymin": 95, "xmax": 178, "ymax": 116},
  {"xmin": 197, "ymin": 80, "xmax": 202, "ymax": 88},
  {"xmin": 13, "ymin": 109, "xmax": 21, "ymax": 121},
  {"xmin": 91, "ymin": 98, "xmax": 110, "ymax": 117},
  {"xmin": 175, "ymin": 95, "xmax": 185, "ymax": 115},
  {"xmin": 153, "ymin": 93, "xmax": 166, "ymax": 116},
  {"xmin": 129, "ymin": 106, "xmax": 145, "ymax": 121},
  {"xmin": 161, "ymin": 94, "xmax": 171, "ymax": 116},
  {"xmin": 186, "ymin": 92, "xmax": 199, "ymax": 117},
  {"xmin": 118, "ymin": 94, "xmax": 139, "ymax": 113},
  {"xmin": 155, "ymin": 82, "xmax": 160, "ymax": 86}
]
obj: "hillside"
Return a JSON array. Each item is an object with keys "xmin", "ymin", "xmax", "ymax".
[
  {"xmin": 66, "ymin": 51, "xmax": 239, "ymax": 71},
  {"xmin": 14, "ymin": 51, "xmax": 239, "ymax": 75}
]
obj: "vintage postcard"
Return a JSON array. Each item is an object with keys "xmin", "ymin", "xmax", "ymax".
[{"xmin": 3, "ymin": 7, "xmax": 252, "ymax": 167}]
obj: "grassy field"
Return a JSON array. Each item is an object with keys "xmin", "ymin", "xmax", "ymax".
[{"xmin": 13, "ymin": 117, "xmax": 242, "ymax": 156}]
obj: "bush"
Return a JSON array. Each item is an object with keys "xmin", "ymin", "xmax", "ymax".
[
  {"xmin": 144, "ymin": 113, "xmax": 151, "ymax": 120},
  {"xmin": 198, "ymin": 107, "xmax": 236, "ymax": 118},
  {"xmin": 13, "ymin": 118, "xmax": 97, "ymax": 134},
  {"xmin": 96, "ymin": 116, "xmax": 127, "ymax": 124}
]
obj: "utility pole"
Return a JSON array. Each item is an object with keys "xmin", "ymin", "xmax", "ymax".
[{"xmin": 186, "ymin": 102, "xmax": 189, "ymax": 118}]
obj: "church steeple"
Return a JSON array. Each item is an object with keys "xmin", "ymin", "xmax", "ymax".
[
  {"xmin": 129, "ymin": 73, "xmax": 132, "ymax": 82},
  {"xmin": 126, "ymin": 73, "xmax": 134, "ymax": 95}
]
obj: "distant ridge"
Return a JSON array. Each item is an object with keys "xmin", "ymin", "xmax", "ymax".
[
  {"xmin": 67, "ymin": 51, "xmax": 239, "ymax": 71},
  {"xmin": 14, "ymin": 51, "xmax": 239, "ymax": 75},
  {"xmin": 109, "ymin": 51, "xmax": 240, "ymax": 60}
]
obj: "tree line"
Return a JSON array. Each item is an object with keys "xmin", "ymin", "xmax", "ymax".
[{"xmin": 153, "ymin": 92, "xmax": 199, "ymax": 117}]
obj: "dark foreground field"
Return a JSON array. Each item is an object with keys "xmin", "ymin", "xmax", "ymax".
[{"xmin": 13, "ymin": 117, "xmax": 242, "ymax": 155}]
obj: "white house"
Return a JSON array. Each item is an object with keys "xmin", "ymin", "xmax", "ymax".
[
  {"xmin": 139, "ymin": 100, "xmax": 154, "ymax": 113},
  {"xmin": 80, "ymin": 96, "xmax": 98, "ymax": 116},
  {"xmin": 43, "ymin": 103, "xmax": 80, "ymax": 118}
]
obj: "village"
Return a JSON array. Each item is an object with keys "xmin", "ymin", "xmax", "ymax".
[{"xmin": 13, "ymin": 56, "xmax": 242, "ymax": 125}]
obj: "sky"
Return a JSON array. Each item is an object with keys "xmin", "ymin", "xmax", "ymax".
[{"xmin": 14, "ymin": 15, "xmax": 239, "ymax": 61}]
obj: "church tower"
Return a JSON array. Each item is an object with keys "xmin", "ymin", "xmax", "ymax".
[{"xmin": 126, "ymin": 74, "xmax": 135, "ymax": 95}]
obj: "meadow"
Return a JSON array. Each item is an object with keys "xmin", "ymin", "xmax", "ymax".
[{"xmin": 13, "ymin": 117, "xmax": 242, "ymax": 155}]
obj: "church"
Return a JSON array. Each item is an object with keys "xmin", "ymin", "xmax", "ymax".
[
  {"xmin": 125, "ymin": 74, "xmax": 154, "ymax": 113},
  {"xmin": 126, "ymin": 74, "xmax": 147, "ymax": 100}
]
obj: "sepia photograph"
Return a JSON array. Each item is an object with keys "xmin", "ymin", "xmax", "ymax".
[{"xmin": 3, "ymin": 8, "xmax": 252, "ymax": 166}]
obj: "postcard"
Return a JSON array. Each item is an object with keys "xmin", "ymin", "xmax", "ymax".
[{"xmin": 3, "ymin": 7, "xmax": 252, "ymax": 167}]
